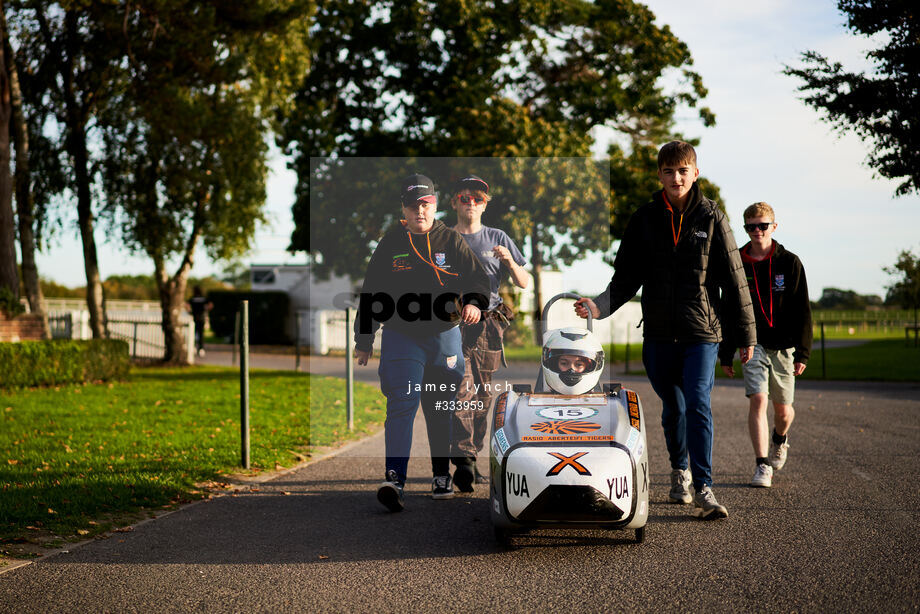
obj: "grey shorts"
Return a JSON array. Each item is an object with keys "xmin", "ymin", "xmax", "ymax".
[{"xmin": 742, "ymin": 345, "xmax": 795, "ymax": 405}]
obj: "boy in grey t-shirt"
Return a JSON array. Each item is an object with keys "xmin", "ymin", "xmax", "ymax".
[{"xmin": 449, "ymin": 175, "xmax": 529, "ymax": 492}]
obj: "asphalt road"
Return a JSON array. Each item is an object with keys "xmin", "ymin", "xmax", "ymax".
[{"xmin": 1, "ymin": 351, "xmax": 918, "ymax": 612}]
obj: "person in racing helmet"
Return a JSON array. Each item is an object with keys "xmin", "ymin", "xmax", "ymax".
[{"xmin": 541, "ymin": 327, "xmax": 605, "ymax": 395}]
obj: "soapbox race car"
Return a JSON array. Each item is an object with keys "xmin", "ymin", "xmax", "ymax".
[{"xmin": 490, "ymin": 293, "xmax": 649, "ymax": 545}]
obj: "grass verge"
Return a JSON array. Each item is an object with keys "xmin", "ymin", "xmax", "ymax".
[
  {"xmin": 718, "ymin": 339, "xmax": 920, "ymax": 382},
  {"xmin": 504, "ymin": 343, "xmax": 642, "ymax": 363},
  {"xmin": 0, "ymin": 366, "xmax": 385, "ymax": 560}
]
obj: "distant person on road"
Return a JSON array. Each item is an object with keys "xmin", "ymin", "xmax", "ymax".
[
  {"xmin": 186, "ymin": 286, "xmax": 212, "ymax": 357},
  {"xmin": 719, "ymin": 202, "xmax": 812, "ymax": 488},
  {"xmin": 354, "ymin": 173, "xmax": 490, "ymax": 512},
  {"xmin": 573, "ymin": 140, "xmax": 756, "ymax": 520},
  {"xmin": 448, "ymin": 174, "xmax": 528, "ymax": 493}
]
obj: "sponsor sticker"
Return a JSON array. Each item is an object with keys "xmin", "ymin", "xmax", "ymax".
[
  {"xmin": 528, "ymin": 395, "xmax": 606, "ymax": 406},
  {"xmin": 494, "ymin": 427, "xmax": 510, "ymax": 454},
  {"xmin": 494, "ymin": 393, "xmax": 508, "ymax": 429},
  {"xmin": 530, "ymin": 420, "xmax": 601, "ymax": 435},
  {"xmin": 626, "ymin": 390, "xmax": 641, "ymax": 430},
  {"xmin": 536, "ymin": 406, "xmax": 598, "ymax": 420},
  {"xmin": 493, "ymin": 498, "xmax": 500, "ymax": 514},
  {"xmin": 625, "ymin": 428, "xmax": 639, "ymax": 451},
  {"xmin": 522, "ymin": 435, "xmax": 616, "ymax": 442}
]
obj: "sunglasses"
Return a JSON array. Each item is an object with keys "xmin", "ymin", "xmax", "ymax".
[
  {"xmin": 459, "ymin": 194, "xmax": 486, "ymax": 205},
  {"xmin": 743, "ymin": 222, "xmax": 773, "ymax": 232}
]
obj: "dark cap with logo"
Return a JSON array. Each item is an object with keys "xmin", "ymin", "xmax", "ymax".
[
  {"xmin": 453, "ymin": 175, "xmax": 490, "ymax": 194},
  {"xmin": 401, "ymin": 173, "xmax": 437, "ymax": 206}
]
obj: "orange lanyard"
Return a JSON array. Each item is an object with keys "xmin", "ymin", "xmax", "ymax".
[
  {"xmin": 407, "ymin": 231, "xmax": 458, "ymax": 286},
  {"xmin": 745, "ymin": 245, "xmax": 775, "ymax": 328},
  {"xmin": 662, "ymin": 193, "xmax": 683, "ymax": 247}
]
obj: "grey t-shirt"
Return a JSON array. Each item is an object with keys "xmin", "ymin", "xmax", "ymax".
[{"xmin": 457, "ymin": 226, "xmax": 527, "ymax": 310}]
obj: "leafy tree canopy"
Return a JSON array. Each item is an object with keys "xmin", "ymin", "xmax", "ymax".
[
  {"xmin": 283, "ymin": 0, "xmax": 716, "ymax": 279},
  {"xmin": 784, "ymin": 0, "xmax": 920, "ymax": 196}
]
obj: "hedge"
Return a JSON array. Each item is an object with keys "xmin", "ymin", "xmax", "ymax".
[
  {"xmin": 0, "ymin": 339, "xmax": 130, "ymax": 388},
  {"xmin": 208, "ymin": 290, "xmax": 291, "ymax": 345}
]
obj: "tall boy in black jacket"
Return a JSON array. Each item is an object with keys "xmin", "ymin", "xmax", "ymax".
[
  {"xmin": 575, "ymin": 141, "xmax": 757, "ymax": 520},
  {"xmin": 720, "ymin": 202, "xmax": 812, "ymax": 488}
]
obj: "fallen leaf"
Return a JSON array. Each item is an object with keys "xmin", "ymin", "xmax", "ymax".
[
  {"xmin": 77, "ymin": 530, "xmax": 89, "ymax": 536},
  {"xmin": 318, "ymin": 555, "xmax": 329, "ymax": 559}
]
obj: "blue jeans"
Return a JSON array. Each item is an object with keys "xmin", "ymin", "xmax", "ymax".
[
  {"xmin": 642, "ymin": 340, "xmax": 719, "ymax": 490},
  {"xmin": 378, "ymin": 326, "xmax": 465, "ymax": 484}
]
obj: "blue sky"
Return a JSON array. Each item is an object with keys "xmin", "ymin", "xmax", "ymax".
[{"xmin": 34, "ymin": 0, "xmax": 918, "ymax": 300}]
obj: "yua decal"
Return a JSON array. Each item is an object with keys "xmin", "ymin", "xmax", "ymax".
[
  {"xmin": 546, "ymin": 452, "xmax": 591, "ymax": 476},
  {"xmin": 506, "ymin": 472, "xmax": 530, "ymax": 498},
  {"xmin": 530, "ymin": 420, "xmax": 601, "ymax": 435},
  {"xmin": 607, "ymin": 476, "xmax": 629, "ymax": 500}
]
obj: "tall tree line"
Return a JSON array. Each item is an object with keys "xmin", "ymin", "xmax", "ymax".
[
  {"xmin": 1, "ymin": 1, "xmax": 310, "ymax": 360},
  {"xmin": 280, "ymin": 0, "xmax": 721, "ymax": 338}
]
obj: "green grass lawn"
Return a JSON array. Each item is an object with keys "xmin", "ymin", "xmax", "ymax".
[
  {"xmin": 0, "ymin": 367, "xmax": 384, "ymax": 557},
  {"xmin": 504, "ymin": 343, "xmax": 642, "ymax": 363},
  {"xmin": 718, "ymin": 339, "xmax": 920, "ymax": 382}
]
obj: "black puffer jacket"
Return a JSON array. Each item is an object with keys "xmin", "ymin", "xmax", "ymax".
[{"xmin": 594, "ymin": 184, "xmax": 756, "ymax": 345}]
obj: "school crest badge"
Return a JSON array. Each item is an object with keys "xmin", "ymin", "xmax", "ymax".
[
  {"xmin": 434, "ymin": 252, "xmax": 446, "ymax": 266},
  {"xmin": 774, "ymin": 274, "xmax": 785, "ymax": 289},
  {"xmin": 446, "ymin": 355, "xmax": 457, "ymax": 369}
]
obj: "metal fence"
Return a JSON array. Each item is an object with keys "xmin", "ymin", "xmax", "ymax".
[{"xmin": 44, "ymin": 309, "xmax": 195, "ymax": 362}]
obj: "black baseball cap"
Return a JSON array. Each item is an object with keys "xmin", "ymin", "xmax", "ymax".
[
  {"xmin": 401, "ymin": 173, "xmax": 437, "ymax": 206},
  {"xmin": 454, "ymin": 175, "xmax": 489, "ymax": 194}
]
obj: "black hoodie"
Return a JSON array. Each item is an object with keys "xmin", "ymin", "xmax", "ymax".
[
  {"xmin": 594, "ymin": 183, "xmax": 756, "ymax": 346},
  {"xmin": 354, "ymin": 219, "xmax": 490, "ymax": 352},
  {"xmin": 719, "ymin": 240, "xmax": 812, "ymax": 365}
]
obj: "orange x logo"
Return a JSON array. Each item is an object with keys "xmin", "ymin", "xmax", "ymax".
[{"xmin": 546, "ymin": 452, "xmax": 591, "ymax": 476}]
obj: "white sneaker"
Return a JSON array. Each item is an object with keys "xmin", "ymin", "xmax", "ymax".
[
  {"xmin": 751, "ymin": 463, "xmax": 773, "ymax": 488},
  {"xmin": 668, "ymin": 468, "xmax": 692, "ymax": 504},
  {"xmin": 692, "ymin": 486, "xmax": 728, "ymax": 520},
  {"xmin": 769, "ymin": 440, "xmax": 789, "ymax": 470}
]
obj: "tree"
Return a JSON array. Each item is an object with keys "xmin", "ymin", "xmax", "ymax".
[
  {"xmin": 3, "ymin": 3, "xmax": 48, "ymax": 336},
  {"xmin": 283, "ymin": 0, "xmax": 716, "ymax": 339},
  {"xmin": 0, "ymin": 0, "xmax": 15, "ymax": 300},
  {"xmin": 784, "ymin": 1, "xmax": 920, "ymax": 196},
  {"xmin": 96, "ymin": 1, "xmax": 310, "ymax": 362},
  {"xmin": 884, "ymin": 250, "xmax": 920, "ymax": 326},
  {"xmin": 9, "ymin": 3, "xmax": 130, "ymax": 338}
]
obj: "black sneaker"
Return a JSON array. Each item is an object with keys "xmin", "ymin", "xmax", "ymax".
[
  {"xmin": 474, "ymin": 465, "xmax": 488, "ymax": 484},
  {"xmin": 453, "ymin": 462, "xmax": 475, "ymax": 493},
  {"xmin": 432, "ymin": 474, "xmax": 455, "ymax": 499},
  {"xmin": 377, "ymin": 470, "xmax": 404, "ymax": 512}
]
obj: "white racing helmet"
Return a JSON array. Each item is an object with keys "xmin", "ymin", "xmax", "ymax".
[{"xmin": 541, "ymin": 327, "xmax": 605, "ymax": 395}]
